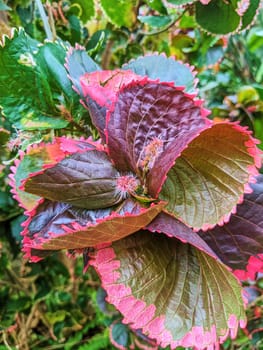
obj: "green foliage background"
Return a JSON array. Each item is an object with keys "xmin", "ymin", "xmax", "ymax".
[{"xmin": 0, "ymin": 0, "xmax": 263, "ymax": 349}]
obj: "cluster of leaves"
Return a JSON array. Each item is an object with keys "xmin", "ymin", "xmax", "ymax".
[
  {"xmin": 0, "ymin": 232, "xmax": 117, "ymax": 350},
  {"xmin": 198, "ymin": 14, "xmax": 263, "ymax": 149},
  {"xmin": 0, "ymin": 1, "xmax": 263, "ymax": 349},
  {"xmin": 1, "ymin": 25, "xmax": 262, "ymax": 349}
]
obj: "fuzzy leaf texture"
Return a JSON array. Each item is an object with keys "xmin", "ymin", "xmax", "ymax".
[{"xmin": 90, "ymin": 231, "xmax": 247, "ymax": 349}]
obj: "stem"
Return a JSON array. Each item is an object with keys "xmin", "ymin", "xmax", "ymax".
[
  {"xmin": 35, "ymin": 0, "xmax": 53, "ymax": 40},
  {"xmin": 139, "ymin": 10, "xmax": 186, "ymax": 37},
  {"xmin": 46, "ymin": 1, "xmax": 57, "ymax": 40}
]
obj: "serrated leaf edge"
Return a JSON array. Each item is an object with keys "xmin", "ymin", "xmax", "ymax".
[{"xmin": 90, "ymin": 242, "xmax": 247, "ymax": 349}]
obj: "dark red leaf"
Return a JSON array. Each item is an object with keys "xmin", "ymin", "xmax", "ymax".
[
  {"xmin": 22, "ymin": 149, "xmax": 132, "ymax": 209},
  {"xmin": 146, "ymin": 212, "xmax": 217, "ymax": 259},
  {"xmin": 22, "ymin": 199, "xmax": 165, "ymax": 261},
  {"xmin": 199, "ymin": 175, "xmax": 263, "ymax": 280},
  {"xmin": 106, "ymin": 79, "xmax": 210, "ymax": 197},
  {"xmin": 9, "ymin": 137, "xmax": 96, "ymax": 210}
]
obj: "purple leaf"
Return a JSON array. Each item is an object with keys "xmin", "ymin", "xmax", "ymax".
[
  {"xmin": 199, "ymin": 174, "xmax": 263, "ymax": 280},
  {"xmin": 106, "ymin": 79, "xmax": 210, "ymax": 196},
  {"xmin": 146, "ymin": 212, "xmax": 217, "ymax": 259},
  {"xmin": 9, "ymin": 137, "xmax": 96, "ymax": 211},
  {"xmin": 22, "ymin": 199, "xmax": 165, "ymax": 261},
  {"xmin": 22, "ymin": 149, "xmax": 131, "ymax": 209},
  {"xmin": 91, "ymin": 231, "xmax": 246, "ymax": 349},
  {"xmin": 159, "ymin": 123, "xmax": 261, "ymax": 229}
]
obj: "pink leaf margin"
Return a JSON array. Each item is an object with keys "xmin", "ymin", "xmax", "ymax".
[
  {"xmin": 180, "ymin": 121, "xmax": 262, "ymax": 231},
  {"xmin": 9, "ymin": 136, "xmax": 103, "ymax": 211},
  {"xmin": 21, "ymin": 200, "xmax": 165, "ymax": 262},
  {"xmin": 234, "ymin": 254, "xmax": 263, "ymax": 281},
  {"xmin": 90, "ymin": 243, "xmax": 247, "ymax": 350}
]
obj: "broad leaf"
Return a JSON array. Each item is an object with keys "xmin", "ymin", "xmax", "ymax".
[
  {"xmin": 23, "ymin": 149, "xmax": 133, "ymax": 209},
  {"xmin": 195, "ymin": 0, "xmax": 241, "ymax": 35},
  {"xmin": 240, "ymin": 0, "xmax": 261, "ymax": 30},
  {"xmin": 99, "ymin": 0, "xmax": 137, "ymax": 28},
  {"xmin": 199, "ymin": 175, "xmax": 263, "ymax": 280},
  {"xmin": 10, "ymin": 137, "xmax": 94, "ymax": 210},
  {"xmin": 106, "ymin": 79, "xmax": 210, "ymax": 196},
  {"xmin": 138, "ymin": 15, "xmax": 172, "ymax": 28},
  {"xmin": 22, "ymin": 199, "xmax": 165, "ymax": 261},
  {"xmin": 65, "ymin": 46, "xmax": 100, "ymax": 96},
  {"xmin": 71, "ymin": 0, "xmax": 95, "ymax": 22},
  {"xmin": 159, "ymin": 123, "xmax": 261, "ymax": 229},
  {"xmin": 0, "ymin": 29, "xmax": 68, "ymax": 130},
  {"xmin": 146, "ymin": 0, "xmax": 168, "ymax": 14},
  {"xmin": 79, "ymin": 70, "xmax": 145, "ymax": 139},
  {"xmin": 122, "ymin": 54, "xmax": 198, "ymax": 93},
  {"xmin": 91, "ymin": 231, "xmax": 246, "ymax": 348},
  {"xmin": 80, "ymin": 70, "xmax": 145, "ymax": 109},
  {"xmin": 146, "ymin": 212, "xmax": 217, "ymax": 258}
]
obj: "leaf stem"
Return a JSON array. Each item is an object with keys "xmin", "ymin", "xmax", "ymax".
[
  {"xmin": 35, "ymin": 0, "xmax": 53, "ymax": 40},
  {"xmin": 139, "ymin": 10, "xmax": 187, "ymax": 36}
]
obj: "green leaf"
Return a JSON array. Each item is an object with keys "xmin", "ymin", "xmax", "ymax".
[
  {"xmin": 99, "ymin": 0, "xmax": 137, "ymax": 27},
  {"xmin": 165, "ymin": 0, "xmax": 195, "ymax": 5},
  {"xmin": 254, "ymin": 118, "xmax": 263, "ymax": 151},
  {"xmin": 122, "ymin": 54, "xmax": 197, "ymax": 93},
  {"xmin": 87, "ymin": 30, "xmax": 107, "ymax": 56},
  {"xmin": 237, "ymin": 85, "xmax": 259, "ymax": 104},
  {"xmin": 159, "ymin": 123, "xmax": 259, "ymax": 229},
  {"xmin": 0, "ymin": 29, "xmax": 68, "ymax": 130},
  {"xmin": 240, "ymin": 0, "xmax": 261, "ymax": 31},
  {"xmin": 195, "ymin": 0, "xmax": 241, "ymax": 35},
  {"xmin": 146, "ymin": 0, "xmax": 168, "ymax": 14},
  {"xmin": 110, "ymin": 322, "xmax": 130, "ymax": 348},
  {"xmin": 138, "ymin": 15, "xmax": 172, "ymax": 28},
  {"xmin": 0, "ymin": 128, "xmax": 10, "ymax": 146},
  {"xmin": 65, "ymin": 46, "xmax": 100, "ymax": 97},
  {"xmin": 0, "ymin": 0, "xmax": 11, "ymax": 11},
  {"xmin": 92, "ymin": 231, "xmax": 246, "ymax": 348},
  {"xmin": 71, "ymin": 0, "xmax": 95, "ymax": 22}
]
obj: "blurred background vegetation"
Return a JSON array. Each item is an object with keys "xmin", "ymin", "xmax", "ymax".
[{"xmin": 0, "ymin": 0, "xmax": 263, "ymax": 349}]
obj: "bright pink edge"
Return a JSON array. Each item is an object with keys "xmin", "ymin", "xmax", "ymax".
[
  {"xmin": 234, "ymin": 254, "xmax": 263, "ymax": 281},
  {"xmin": 200, "ymin": 122, "xmax": 261, "ymax": 231},
  {"xmin": 21, "ymin": 201, "xmax": 165, "ymax": 261},
  {"xmin": 162, "ymin": 121, "xmax": 262, "ymax": 232},
  {"xmin": 15, "ymin": 137, "xmax": 103, "ymax": 193},
  {"xmin": 90, "ymin": 244, "xmax": 246, "ymax": 349}
]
